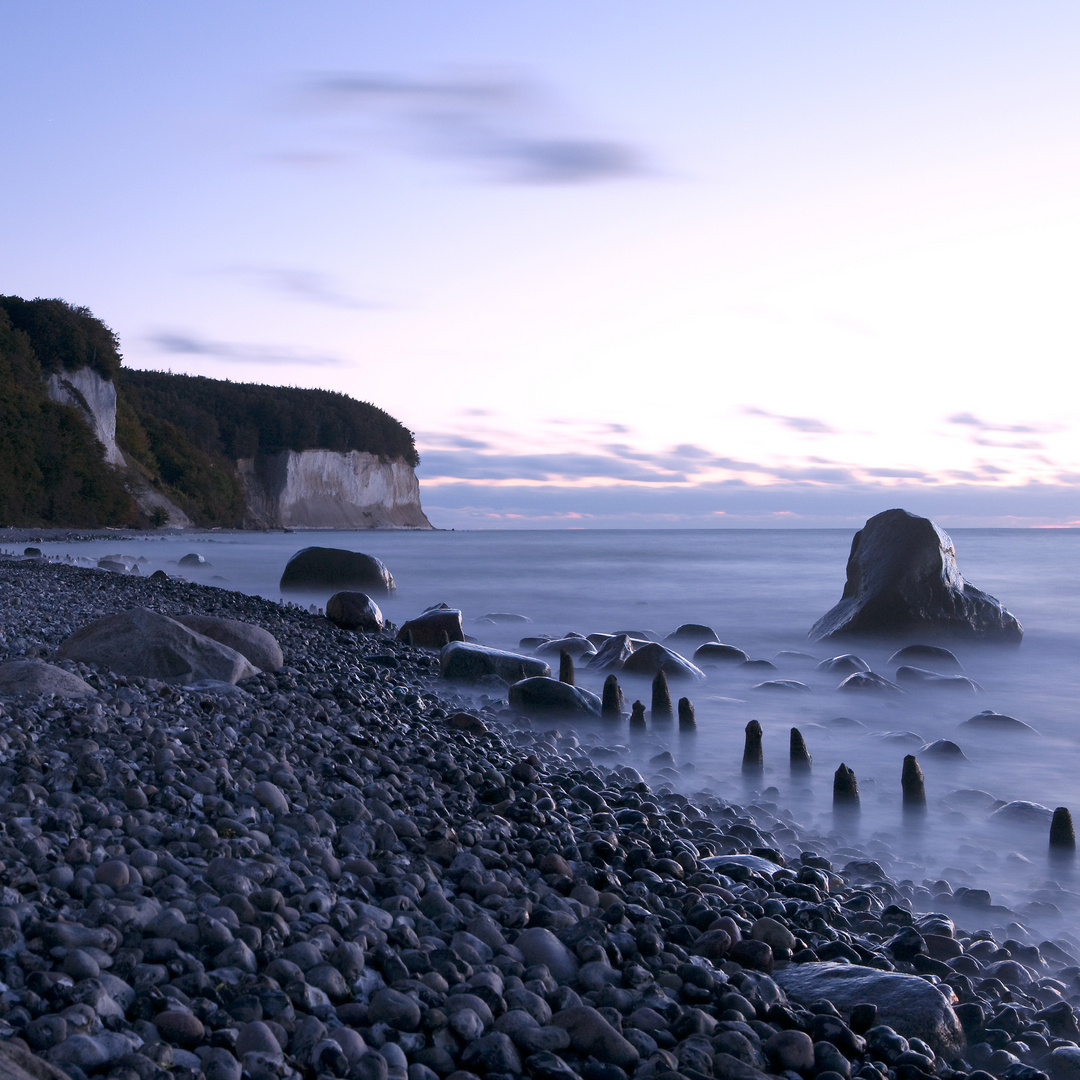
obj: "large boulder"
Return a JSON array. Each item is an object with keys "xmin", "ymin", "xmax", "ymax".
[
  {"xmin": 441, "ymin": 642, "xmax": 549, "ymax": 683},
  {"xmin": 326, "ymin": 591, "xmax": 384, "ymax": 633},
  {"xmin": 619, "ymin": 641, "xmax": 706, "ymax": 681},
  {"xmin": 809, "ymin": 509, "xmax": 1022, "ymax": 643},
  {"xmin": 57, "ymin": 608, "xmax": 258, "ymax": 685},
  {"xmin": 174, "ymin": 615, "xmax": 283, "ymax": 672},
  {"xmin": 508, "ymin": 677, "xmax": 602, "ymax": 718},
  {"xmin": 775, "ymin": 963, "xmax": 964, "ymax": 1055},
  {"xmin": 0, "ymin": 660, "xmax": 94, "ymax": 698},
  {"xmin": 398, "ymin": 606, "xmax": 465, "ymax": 648},
  {"xmin": 279, "ymin": 547, "xmax": 395, "ymax": 595}
]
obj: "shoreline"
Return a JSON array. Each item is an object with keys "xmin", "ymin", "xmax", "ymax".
[{"xmin": 0, "ymin": 556, "xmax": 1078, "ymax": 1080}]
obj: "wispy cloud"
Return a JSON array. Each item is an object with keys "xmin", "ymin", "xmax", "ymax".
[
  {"xmin": 237, "ymin": 267, "xmax": 374, "ymax": 310},
  {"xmin": 743, "ymin": 405, "xmax": 837, "ymax": 434},
  {"xmin": 148, "ymin": 331, "xmax": 346, "ymax": 368},
  {"xmin": 946, "ymin": 412, "xmax": 1060, "ymax": 435},
  {"xmin": 284, "ymin": 70, "xmax": 646, "ymax": 185}
]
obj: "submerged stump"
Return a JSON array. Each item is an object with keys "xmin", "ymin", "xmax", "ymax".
[
  {"xmin": 742, "ymin": 719, "xmax": 763, "ymax": 774},
  {"xmin": 651, "ymin": 670, "xmax": 674, "ymax": 724},
  {"xmin": 678, "ymin": 697, "xmax": 696, "ymax": 731},
  {"xmin": 790, "ymin": 727, "xmax": 812, "ymax": 773},
  {"xmin": 559, "ymin": 649, "xmax": 575, "ymax": 686},
  {"xmin": 601, "ymin": 674, "xmax": 626, "ymax": 719},
  {"xmin": 630, "ymin": 700, "xmax": 647, "ymax": 731},
  {"xmin": 1050, "ymin": 807, "xmax": 1076, "ymax": 855},
  {"xmin": 834, "ymin": 763, "xmax": 860, "ymax": 810},
  {"xmin": 902, "ymin": 754, "xmax": 927, "ymax": 812}
]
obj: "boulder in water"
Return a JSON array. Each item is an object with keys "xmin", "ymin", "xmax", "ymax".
[
  {"xmin": 325, "ymin": 592, "xmax": 384, "ymax": 633},
  {"xmin": 809, "ymin": 509, "xmax": 1022, "ymax": 643},
  {"xmin": 508, "ymin": 676, "xmax": 601, "ymax": 718},
  {"xmin": 693, "ymin": 642, "xmax": 750, "ymax": 666},
  {"xmin": 398, "ymin": 605, "xmax": 464, "ymax": 648},
  {"xmin": 959, "ymin": 709, "xmax": 1037, "ymax": 734},
  {"xmin": 57, "ymin": 608, "xmax": 258, "ymax": 685},
  {"xmin": 441, "ymin": 641, "xmax": 549, "ymax": 683},
  {"xmin": 619, "ymin": 642, "xmax": 706, "ymax": 681},
  {"xmin": 280, "ymin": 547, "xmax": 395, "ymax": 594}
]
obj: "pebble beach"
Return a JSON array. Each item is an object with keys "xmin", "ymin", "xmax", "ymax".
[{"xmin": 2, "ymin": 554, "xmax": 1080, "ymax": 1080}]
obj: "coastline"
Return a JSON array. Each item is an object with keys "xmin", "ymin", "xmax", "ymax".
[{"xmin": 0, "ymin": 556, "xmax": 1077, "ymax": 1080}]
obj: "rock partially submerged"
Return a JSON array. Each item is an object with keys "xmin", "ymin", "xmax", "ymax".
[
  {"xmin": 508, "ymin": 675, "xmax": 602, "ymax": 717},
  {"xmin": 809, "ymin": 509, "xmax": 1023, "ymax": 644},
  {"xmin": 440, "ymin": 640, "xmax": 550, "ymax": 683},
  {"xmin": 279, "ymin": 546, "xmax": 395, "ymax": 594}
]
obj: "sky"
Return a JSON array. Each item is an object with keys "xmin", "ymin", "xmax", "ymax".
[{"xmin": 3, "ymin": 2, "xmax": 1079, "ymax": 528}]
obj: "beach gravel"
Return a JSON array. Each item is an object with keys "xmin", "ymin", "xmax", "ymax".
[{"xmin": 0, "ymin": 552, "xmax": 1076, "ymax": 1080}]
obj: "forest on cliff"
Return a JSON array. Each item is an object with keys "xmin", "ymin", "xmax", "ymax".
[{"xmin": 0, "ymin": 296, "xmax": 419, "ymax": 528}]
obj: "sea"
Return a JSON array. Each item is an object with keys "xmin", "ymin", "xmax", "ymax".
[{"xmin": 15, "ymin": 526, "xmax": 1080, "ymax": 943}]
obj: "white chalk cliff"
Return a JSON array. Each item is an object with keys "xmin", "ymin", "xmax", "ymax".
[
  {"xmin": 46, "ymin": 368, "xmax": 126, "ymax": 466},
  {"xmin": 238, "ymin": 450, "xmax": 432, "ymax": 529},
  {"xmin": 46, "ymin": 367, "xmax": 194, "ymax": 527},
  {"xmin": 46, "ymin": 367, "xmax": 430, "ymax": 530}
]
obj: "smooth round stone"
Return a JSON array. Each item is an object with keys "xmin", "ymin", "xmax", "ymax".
[
  {"xmin": 449, "ymin": 1008, "xmax": 485, "ymax": 1041},
  {"xmin": 368, "ymin": 988, "xmax": 422, "ymax": 1031},
  {"xmin": 252, "ymin": 780, "xmax": 289, "ymax": 815},
  {"xmin": 235, "ymin": 1021, "xmax": 284, "ymax": 1061},
  {"xmin": 765, "ymin": 1029, "xmax": 815, "ymax": 1071},
  {"xmin": 202, "ymin": 1047, "xmax": 242, "ymax": 1080},
  {"xmin": 62, "ymin": 949, "xmax": 101, "ymax": 981},
  {"xmin": 155, "ymin": 1008, "xmax": 205, "ymax": 1047}
]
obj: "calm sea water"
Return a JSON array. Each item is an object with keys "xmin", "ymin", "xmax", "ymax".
[{"xmin": 20, "ymin": 527, "xmax": 1080, "ymax": 939}]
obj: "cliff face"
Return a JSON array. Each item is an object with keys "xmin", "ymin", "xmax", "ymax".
[
  {"xmin": 45, "ymin": 367, "xmax": 125, "ymax": 467},
  {"xmin": 238, "ymin": 450, "xmax": 432, "ymax": 529}
]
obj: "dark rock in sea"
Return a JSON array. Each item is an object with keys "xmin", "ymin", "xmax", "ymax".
[
  {"xmin": 837, "ymin": 671, "xmax": 904, "ymax": 694},
  {"xmin": 774, "ymin": 963, "xmax": 965, "ymax": 1054},
  {"xmin": 325, "ymin": 590, "xmax": 384, "ymax": 632},
  {"xmin": 587, "ymin": 633, "xmax": 636, "ymax": 671},
  {"xmin": 818, "ymin": 653, "xmax": 869, "ymax": 675},
  {"xmin": 663, "ymin": 623, "xmax": 718, "ymax": 649},
  {"xmin": 508, "ymin": 676, "xmax": 602, "ymax": 718},
  {"xmin": 398, "ymin": 604, "xmax": 465, "ymax": 647},
  {"xmin": 480, "ymin": 611, "xmax": 532, "ymax": 623},
  {"xmin": 178, "ymin": 552, "xmax": 206, "ymax": 566},
  {"xmin": 809, "ymin": 508, "xmax": 1023, "ymax": 643},
  {"xmin": 989, "ymin": 800, "xmax": 1054, "ymax": 827},
  {"xmin": 890, "ymin": 643, "xmax": 963, "ymax": 669},
  {"xmin": 629, "ymin": 700, "xmax": 647, "ymax": 729},
  {"xmin": 279, "ymin": 546, "xmax": 395, "ymax": 594},
  {"xmin": 440, "ymin": 641, "xmax": 549, "ymax": 683},
  {"xmin": 959, "ymin": 709, "xmax": 1038, "ymax": 734},
  {"xmin": 693, "ymin": 642, "xmax": 751, "ymax": 666},
  {"xmin": 619, "ymin": 641, "xmax": 706, "ymax": 681},
  {"xmin": 535, "ymin": 635, "xmax": 597, "ymax": 659},
  {"xmin": 894, "ymin": 665, "xmax": 981, "ymax": 691},
  {"xmin": 920, "ymin": 739, "xmax": 967, "ymax": 759},
  {"xmin": 752, "ymin": 679, "xmax": 811, "ymax": 693},
  {"xmin": 57, "ymin": 606, "xmax": 258, "ymax": 684}
]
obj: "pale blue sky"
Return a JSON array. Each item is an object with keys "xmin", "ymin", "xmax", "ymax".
[{"xmin": 4, "ymin": 2, "xmax": 1079, "ymax": 527}]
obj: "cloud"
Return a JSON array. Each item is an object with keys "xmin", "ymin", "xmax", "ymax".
[
  {"xmin": 947, "ymin": 412, "xmax": 1063, "ymax": 436},
  {"xmin": 148, "ymin": 331, "xmax": 346, "ymax": 368},
  {"xmin": 239, "ymin": 267, "xmax": 373, "ymax": 310},
  {"xmin": 743, "ymin": 406, "xmax": 837, "ymax": 434},
  {"xmin": 290, "ymin": 71, "xmax": 645, "ymax": 185},
  {"xmin": 416, "ymin": 449, "xmax": 687, "ymax": 484}
]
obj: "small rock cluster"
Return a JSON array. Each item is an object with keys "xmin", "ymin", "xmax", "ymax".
[{"xmin": 0, "ymin": 558, "xmax": 1077, "ymax": 1080}]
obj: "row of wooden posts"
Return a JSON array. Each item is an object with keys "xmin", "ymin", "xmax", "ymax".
[{"xmin": 558, "ymin": 652, "xmax": 1076, "ymax": 856}]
